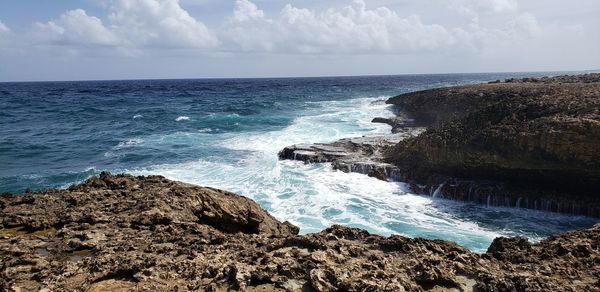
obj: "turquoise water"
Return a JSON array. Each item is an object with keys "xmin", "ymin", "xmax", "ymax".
[{"xmin": 1, "ymin": 73, "xmax": 596, "ymax": 252}]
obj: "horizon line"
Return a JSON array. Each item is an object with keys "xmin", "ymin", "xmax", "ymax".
[{"xmin": 1, "ymin": 69, "xmax": 598, "ymax": 84}]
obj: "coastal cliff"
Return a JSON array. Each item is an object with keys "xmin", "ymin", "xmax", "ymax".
[
  {"xmin": 279, "ymin": 73, "xmax": 600, "ymax": 217},
  {"xmin": 385, "ymin": 74, "xmax": 600, "ymax": 216},
  {"xmin": 2, "ymin": 173, "xmax": 600, "ymax": 291}
]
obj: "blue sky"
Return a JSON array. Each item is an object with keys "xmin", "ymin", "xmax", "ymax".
[{"xmin": 0, "ymin": 0, "xmax": 599, "ymax": 81}]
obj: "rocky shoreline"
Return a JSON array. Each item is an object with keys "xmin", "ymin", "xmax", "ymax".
[
  {"xmin": 2, "ymin": 172, "xmax": 600, "ymax": 291},
  {"xmin": 279, "ymin": 73, "xmax": 600, "ymax": 217}
]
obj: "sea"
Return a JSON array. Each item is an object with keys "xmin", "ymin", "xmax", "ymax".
[{"xmin": 1, "ymin": 72, "xmax": 596, "ymax": 252}]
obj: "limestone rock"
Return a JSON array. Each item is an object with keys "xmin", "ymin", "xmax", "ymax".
[{"xmin": 386, "ymin": 73, "xmax": 600, "ymax": 217}]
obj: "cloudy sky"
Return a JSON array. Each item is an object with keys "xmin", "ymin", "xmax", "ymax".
[{"xmin": 0, "ymin": 0, "xmax": 598, "ymax": 81}]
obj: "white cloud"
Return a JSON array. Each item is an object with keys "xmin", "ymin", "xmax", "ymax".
[
  {"xmin": 31, "ymin": 0, "xmax": 217, "ymax": 49},
  {"xmin": 9, "ymin": 0, "xmax": 597, "ymax": 76},
  {"xmin": 0, "ymin": 20, "xmax": 9, "ymax": 33},
  {"xmin": 0, "ymin": 20, "xmax": 11, "ymax": 48},
  {"xmin": 452, "ymin": 0, "xmax": 518, "ymax": 14},
  {"xmin": 476, "ymin": 0, "xmax": 518, "ymax": 13},
  {"xmin": 25, "ymin": 0, "xmax": 589, "ymax": 57},
  {"xmin": 222, "ymin": 0, "xmax": 457, "ymax": 54},
  {"xmin": 510, "ymin": 13, "xmax": 541, "ymax": 36},
  {"xmin": 33, "ymin": 9, "xmax": 117, "ymax": 46},
  {"xmin": 459, "ymin": 11, "xmax": 592, "ymax": 69},
  {"xmin": 233, "ymin": 0, "xmax": 265, "ymax": 22},
  {"xmin": 448, "ymin": 0, "xmax": 519, "ymax": 28},
  {"xmin": 220, "ymin": 0, "xmax": 274, "ymax": 52},
  {"xmin": 108, "ymin": 0, "xmax": 218, "ymax": 49}
]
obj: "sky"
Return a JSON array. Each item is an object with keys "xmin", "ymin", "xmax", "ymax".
[{"xmin": 0, "ymin": 0, "xmax": 599, "ymax": 81}]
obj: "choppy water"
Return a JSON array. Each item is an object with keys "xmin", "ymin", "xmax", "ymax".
[{"xmin": 1, "ymin": 73, "xmax": 596, "ymax": 252}]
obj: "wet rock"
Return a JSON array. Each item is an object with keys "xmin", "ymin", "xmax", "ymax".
[
  {"xmin": 279, "ymin": 74, "xmax": 600, "ymax": 217},
  {"xmin": 279, "ymin": 131, "xmax": 424, "ymax": 181}
]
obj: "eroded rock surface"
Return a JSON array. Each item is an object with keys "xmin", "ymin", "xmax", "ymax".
[
  {"xmin": 279, "ymin": 74, "xmax": 600, "ymax": 217},
  {"xmin": 371, "ymin": 113, "xmax": 417, "ymax": 133},
  {"xmin": 1, "ymin": 173, "xmax": 600, "ymax": 291},
  {"xmin": 278, "ymin": 130, "xmax": 424, "ymax": 180},
  {"xmin": 385, "ymin": 74, "xmax": 600, "ymax": 217}
]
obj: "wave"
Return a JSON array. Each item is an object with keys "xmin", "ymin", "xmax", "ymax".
[
  {"xmin": 119, "ymin": 95, "xmax": 596, "ymax": 253},
  {"xmin": 135, "ymin": 156, "xmax": 509, "ymax": 252},
  {"xmin": 4, "ymin": 74, "xmax": 595, "ymax": 254},
  {"xmin": 127, "ymin": 96, "xmax": 502, "ymax": 251},
  {"xmin": 0, "ymin": 167, "xmax": 98, "ymax": 194},
  {"xmin": 220, "ymin": 97, "xmax": 395, "ymax": 153},
  {"xmin": 114, "ymin": 138, "xmax": 144, "ymax": 149}
]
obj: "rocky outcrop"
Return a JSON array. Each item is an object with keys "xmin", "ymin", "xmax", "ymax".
[
  {"xmin": 279, "ymin": 74, "xmax": 600, "ymax": 216},
  {"xmin": 2, "ymin": 173, "xmax": 600, "ymax": 291},
  {"xmin": 384, "ymin": 74, "xmax": 600, "ymax": 217},
  {"xmin": 278, "ymin": 131, "xmax": 423, "ymax": 180},
  {"xmin": 371, "ymin": 113, "xmax": 416, "ymax": 133}
]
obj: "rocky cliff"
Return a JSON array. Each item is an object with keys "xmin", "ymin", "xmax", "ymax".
[
  {"xmin": 385, "ymin": 74, "xmax": 600, "ymax": 216},
  {"xmin": 1, "ymin": 173, "xmax": 600, "ymax": 291}
]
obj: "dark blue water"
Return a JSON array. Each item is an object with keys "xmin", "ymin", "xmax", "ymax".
[{"xmin": 1, "ymin": 73, "xmax": 596, "ymax": 252}]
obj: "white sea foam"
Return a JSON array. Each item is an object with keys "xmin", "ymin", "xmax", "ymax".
[
  {"xmin": 133, "ymin": 114, "xmax": 143, "ymax": 119},
  {"xmin": 58, "ymin": 167, "xmax": 98, "ymax": 189},
  {"xmin": 221, "ymin": 97, "xmax": 394, "ymax": 153},
  {"xmin": 104, "ymin": 138, "xmax": 145, "ymax": 158},
  {"xmin": 129, "ymin": 96, "xmax": 589, "ymax": 252},
  {"xmin": 115, "ymin": 138, "xmax": 144, "ymax": 149},
  {"xmin": 84, "ymin": 166, "xmax": 96, "ymax": 172},
  {"xmin": 175, "ymin": 116, "xmax": 190, "ymax": 121}
]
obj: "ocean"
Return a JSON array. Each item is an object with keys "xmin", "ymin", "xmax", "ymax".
[{"xmin": 1, "ymin": 73, "xmax": 596, "ymax": 252}]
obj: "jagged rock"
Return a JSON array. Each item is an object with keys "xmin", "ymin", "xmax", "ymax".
[
  {"xmin": 385, "ymin": 73, "xmax": 600, "ymax": 217},
  {"xmin": 279, "ymin": 132, "xmax": 423, "ymax": 180},
  {"xmin": 1, "ymin": 175, "xmax": 600, "ymax": 290},
  {"xmin": 371, "ymin": 115, "xmax": 416, "ymax": 133},
  {"xmin": 278, "ymin": 74, "xmax": 600, "ymax": 216}
]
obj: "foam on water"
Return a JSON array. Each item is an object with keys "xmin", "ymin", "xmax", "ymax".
[
  {"xmin": 114, "ymin": 138, "xmax": 144, "ymax": 149},
  {"xmin": 130, "ymin": 96, "xmax": 594, "ymax": 252},
  {"xmin": 3, "ymin": 74, "xmax": 595, "ymax": 253},
  {"xmin": 222, "ymin": 97, "xmax": 394, "ymax": 152}
]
